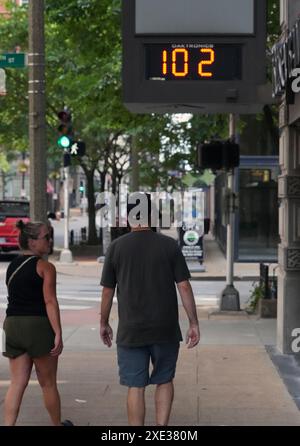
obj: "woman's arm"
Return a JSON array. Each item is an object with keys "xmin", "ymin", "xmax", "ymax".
[{"xmin": 38, "ymin": 260, "xmax": 63, "ymax": 356}]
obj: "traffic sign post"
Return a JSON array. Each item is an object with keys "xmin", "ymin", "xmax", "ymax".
[{"xmin": 0, "ymin": 53, "xmax": 27, "ymax": 68}]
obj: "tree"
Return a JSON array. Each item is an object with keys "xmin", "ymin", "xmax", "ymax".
[{"xmin": 0, "ymin": 0, "xmax": 281, "ymax": 245}]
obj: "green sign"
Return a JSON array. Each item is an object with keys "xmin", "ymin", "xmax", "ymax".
[{"xmin": 0, "ymin": 53, "xmax": 27, "ymax": 68}]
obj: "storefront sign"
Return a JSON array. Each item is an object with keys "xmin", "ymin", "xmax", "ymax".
[
  {"xmin": 179, "ymin": 227, "xmax": 203, "ymax": 261},
  {"xmin": 272, "ymin": 18, "xmax": 300, "ymax": 97}
]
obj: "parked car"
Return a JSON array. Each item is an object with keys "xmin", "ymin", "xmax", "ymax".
[{"xmin": 0, "ymin": 200, "xmax": 54, "ymax": 254}]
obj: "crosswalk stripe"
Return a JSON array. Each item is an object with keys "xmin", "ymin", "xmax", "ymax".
[{"xmin": 59, "ymin": 305, "xmax": 92, "ymax": 310}]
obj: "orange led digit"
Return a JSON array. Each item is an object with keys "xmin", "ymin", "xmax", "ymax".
[
  {"xmin": 198, "ymin": 48, "xmax": 215, "ymax": 77},
  {"xmin": 162, "ymin": 50, "xmax": 167, "ymax": 75},
  {"xmin": 172, "ymin": 48, "xmax": 189, "ymax": 77},
  {"xmin": 146, "ymin": 44, "xmax": 242, "ymax": 81}
]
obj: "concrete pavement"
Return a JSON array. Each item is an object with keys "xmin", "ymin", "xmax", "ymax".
[{"xmin": 0, "ymin": 233, "xmax": 300, "ymax": 426}]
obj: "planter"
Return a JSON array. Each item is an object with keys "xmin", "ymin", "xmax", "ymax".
[{"xmin": 258, "ymin": 299, "xmax": 277, "ymax": 318}]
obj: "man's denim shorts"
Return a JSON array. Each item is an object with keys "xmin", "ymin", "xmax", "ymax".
[{"xmin": 117, "ymin": 342, "xmax": 180, "ymax": 388}]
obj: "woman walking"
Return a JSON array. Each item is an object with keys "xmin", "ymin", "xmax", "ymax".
[{"xmin": 2, "ymin": 220, "xmax": 72, "ymax": 426}]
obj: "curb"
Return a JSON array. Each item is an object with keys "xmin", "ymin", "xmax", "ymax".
[{"xmin": 191, "ymin": 276, "xmax": 259, "ymax": 282}]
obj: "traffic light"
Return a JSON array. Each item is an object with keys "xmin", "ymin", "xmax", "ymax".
[
  {"xmin": 197, "ymin": 141, "xmax": 224, "ymax": 170},
  {"xmin": 197, "ymin": 140, "xmax": 240, "ymax": 170},
  {"xmin": 57, "ymin": 108, "xmax": 72, "ymax": 150},
  {"xmin": 79, "ymin": 180, "xmax": 85, "ymax": 196},
  {"xmin": 222, "ymin": 140, "xmax": 240, "ymax": 169}
]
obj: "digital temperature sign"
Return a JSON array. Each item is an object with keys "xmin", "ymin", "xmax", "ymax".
[
  {"xmin": 145, "ymin": 44, "xmax": 242, "ymax": 81},
  {"xmin": 123, "ymin": 0, "xmax": 268, "ymax": 113}
]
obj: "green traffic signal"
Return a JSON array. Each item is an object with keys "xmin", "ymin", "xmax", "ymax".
[
  {"xmin": 57, "ymin": 135, "xmax": 71, "ymax": 149},
  {"xmin": 79, "ymin": 181, "xmax": 85, "ymax": 193}
]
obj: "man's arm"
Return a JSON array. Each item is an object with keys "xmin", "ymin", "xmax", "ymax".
[
  {"xmin": 100, "ymin": 286, "xmax": 115, "ymax": 347},
  {"xmin": 176, "ymin": 280, "xmax": 200, "ymax": 348}
]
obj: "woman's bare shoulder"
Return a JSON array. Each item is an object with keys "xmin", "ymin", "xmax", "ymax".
[{"xmin": 37, "ymin": 259, "xmax": 56, "ymax": 277}]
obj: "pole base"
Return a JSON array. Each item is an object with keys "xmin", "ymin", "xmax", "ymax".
[
  {"xmin": 220, "ymin": 284, "xmax": 240, "ymax": 311},
  {"xmin": 59, "ymin": 249, "xmax": 73, "ymax": 263}
]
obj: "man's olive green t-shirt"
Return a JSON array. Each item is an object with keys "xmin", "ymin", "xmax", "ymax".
[{"xmin": 100, "ymin": 230, "xmax": 191, "ymax": 347}]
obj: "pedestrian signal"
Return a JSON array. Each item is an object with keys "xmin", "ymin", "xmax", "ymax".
[{"xmin": 70, "ymin": 141, "xmax": 86, "ymax": 157}]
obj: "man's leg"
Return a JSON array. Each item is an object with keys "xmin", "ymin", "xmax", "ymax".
[
  {"xmin": 117, "ymin": 345, "xmax": 150, "ymax": 426},
  {"xmin": 150, "ymin": 343, "xmax": 179, "ymax": 426},
  {"xmin": 155, "ymin": 381, "xmax": 174, "ymax": 426},
  {"xmin": 127, "ymin": 387, "xmax": 146, "ymax": 426}
]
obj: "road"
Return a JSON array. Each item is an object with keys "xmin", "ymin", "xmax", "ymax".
[
  {"xmin": 0, "ymin": 259, "xmax": 252, "ymax": 316},
  {"xmin": 0, "ymin": 214, "xmax": 253, "ymax": 316},
  {"xmin": 50, "ymin": 213, "xmax": 89, "ymax": 249}
]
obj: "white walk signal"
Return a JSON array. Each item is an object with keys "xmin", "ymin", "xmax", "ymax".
[{"xmin": 70, "ymin": 143, "xmax": 78, "ymax": 155}]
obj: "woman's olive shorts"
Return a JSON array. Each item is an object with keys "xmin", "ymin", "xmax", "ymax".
[{"xmin": 2, "ymin": 316, "xmax": 55, "ymax": 359}]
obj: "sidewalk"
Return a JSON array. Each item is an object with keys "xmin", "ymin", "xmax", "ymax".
[
  {"xmin": 1, "ymin": 233, "xmax": 300, "ymax": 426},
  {"xmin": 52, "ymin": 231, "xmax": 266, "ymax": 281},
  {"xmin": 1, "ymin": 307, "xmax": 300, "ymax": 426}
]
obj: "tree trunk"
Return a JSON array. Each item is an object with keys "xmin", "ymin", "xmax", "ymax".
[
  {"xmin": 100, "ymin": 171, "xmax": 106, "ymax": 192},
  {"xmin": 112, "ymin": 167, "xmax": 117, "ymax": 195},
  {"xmin": 86, "ymin": 170, "xmax": 98, "ymax": 244}
]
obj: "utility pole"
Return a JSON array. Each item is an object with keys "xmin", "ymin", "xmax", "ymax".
[
  {"xmin": 28, "ymin": 0, "xmax": 47, "ymax": 222},
  {"xmin": 131, "ymin": 136, "xmax": 140, "ymax": 192},
  {"xmin": 20, "ymin": 152, "xmax": 26, "ymax": 198},
  {"xmin": 60, "ymin": 166, "xmax": 73, "ymax": 263},
  {"xmin": 220, "ymin": 113, "xmax": 240, "ymax": 311}
]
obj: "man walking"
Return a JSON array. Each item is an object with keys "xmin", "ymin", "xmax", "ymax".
[{"xmin": 99, "ymin": 194, "xmax": 200, "ymax": 426}]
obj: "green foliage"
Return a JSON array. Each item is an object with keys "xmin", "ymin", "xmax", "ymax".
[
  {"xmin": 0, "ymin": 153, "xmax": 10, "ymax": 172},
  {"xmin": 246, "ymin": 282, "xmax": 265, "ymax": 314},
  {"xmin": 267, "ymin": 0, "xmax": 280, "ymax": 48},
  {"xmin": 0, "ymin": 0, "xmax": 281, "ymax": 240},
  {"xmin": 0, "ymin": 2, "xmax": 28, "ymax": 154}
]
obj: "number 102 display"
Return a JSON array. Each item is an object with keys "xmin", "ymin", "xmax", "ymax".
[{"xmin": 145, "ymin": 44, "xmax": 242, "ymax": 81}]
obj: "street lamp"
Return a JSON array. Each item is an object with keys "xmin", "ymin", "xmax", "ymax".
[{"xmin": 18, "ymin": 153, "xmax": 29, "ymax": 199}]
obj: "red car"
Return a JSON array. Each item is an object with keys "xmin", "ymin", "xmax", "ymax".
[{"xmin": 0, "ymin": 200, "xmax": 54, "ymax": 254}]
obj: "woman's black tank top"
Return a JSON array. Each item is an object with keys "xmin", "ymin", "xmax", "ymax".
[{"xmin": 5, "ymin": 255, "xmax": 47, "ymax": 317}]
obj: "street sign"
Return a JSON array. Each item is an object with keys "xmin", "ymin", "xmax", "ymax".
[
  {"xmin": 0, "ymin": 69, "xmax": 6, "ymax": 95},
  {"xmin": 0, "ymin": 53, "xmax": 27, "ymax": 68}
]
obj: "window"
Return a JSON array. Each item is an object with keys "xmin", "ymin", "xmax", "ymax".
[{"xmin": 238, "ymin": 167, "xmax": 279, "ymax": 261}]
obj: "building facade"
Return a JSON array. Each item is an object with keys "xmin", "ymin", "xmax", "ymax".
[{"xmin": 272, "ymin": 0, "xmax": 300, "ymax": 353}]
